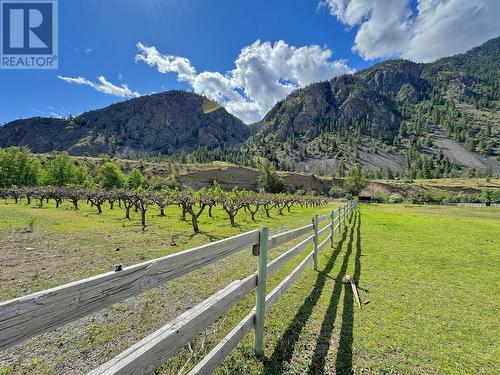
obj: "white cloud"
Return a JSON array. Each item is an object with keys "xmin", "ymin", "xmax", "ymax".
[
  {"xmin": 135, "ymin": 40, "xmax": 353, "ymax": 123},
  {"xmin": 322, "ymin": 0, "xmax": 500, "ymax": 62},
  {"xmin": 135, "ymin": 42, "xmax": 196, "ymax": 82},
  {"xmin": 58, "ymin": 75, "xmax": 140, "ymax": 98}
]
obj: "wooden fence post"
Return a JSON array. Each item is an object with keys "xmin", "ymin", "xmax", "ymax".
[
  {"xmin": 312, "ymin": 214, "xmax": 319, "ymax": 271},
  {"xmin": 339, "ymin": 206, "xmax": 343, "ymax": 233},
  {"xmin": 254, "ymin": 226, "xmax": 269, "ymax": 356},
  {"xmin": 330, "ymin": 209, "xmax": 335, "ymax": 247}
]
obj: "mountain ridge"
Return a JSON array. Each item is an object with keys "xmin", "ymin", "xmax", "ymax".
[{"xmin": 0, "ymin": 90, "xmax": 250, "ymax": 157}]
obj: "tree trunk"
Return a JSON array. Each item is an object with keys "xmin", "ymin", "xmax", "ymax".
[
  {"xmin": 110, "ymin": 201, "xmax": 114, "ymax": 210},
  {"xmin": 181, "ymin": 207, "xmax": 187, "ymax": 221},
  {"xmin": 97, "ymin": 203, "xmax": 102, "ymax": 214},
  {"xmin": 160, "ymin": 207, "xmax": 165, "ymax": 216},
  {"xmin": 191, "ymin": 216, "xmax": 199, "ymax": 232},
  {"xmin": 264, "ymin": 206, "xmax": 271, "ymax": 218},
  {"xmin": 229, "ymin": 213, "xmax": 235, "ymax": 226},
  {"xmin": 72, "ymin": 199, "xmax": 78, "ymax": 210},
  {"xmin": 208, "ymin": 205, "xmax": 213, "ymax": 218},
  {"xmin": 141, "ymin": 209, "xmax": 146, "ymax": 230},
  {"xmin": 125, "ymin": 205, "xmax": 131, "ymax": 220}
]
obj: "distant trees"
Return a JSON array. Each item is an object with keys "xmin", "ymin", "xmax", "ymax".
[
  {"xmin": 45, "ymin": 152, "xmax": 76, "ymax": 186},
  {"xmin": 99, "ymin": 162, "xmax": 125, "ymax": 189},
  {"xmin": 344, "ymin": 166, "xmax": 366, "ymax": 196},
  {"xmin": 0, "ymin": 147, "xmax": 40, "ymax": 187},
  {"xmin": 127, "ymin": 168, "xmax": 145, "ymax": 189},
  {"xmin": 258, "ymin": 160, "xmax": 285, "ymax": 193}
]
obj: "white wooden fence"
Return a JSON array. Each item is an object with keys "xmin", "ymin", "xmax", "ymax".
[{"xmin": 0, "ymin": 200, "xmax": 358, "ymax": 374}]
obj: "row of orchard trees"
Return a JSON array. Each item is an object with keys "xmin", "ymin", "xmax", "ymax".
[{"xmin": 0, "ymin": 185, "xmax": 326, "ymax": 232}]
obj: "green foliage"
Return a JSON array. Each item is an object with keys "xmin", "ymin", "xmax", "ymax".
[
  {"xmin": 343, "ymin": 166, "xmax": 366, "ymax": 196},
  {"xmin": 127, "ymin": 168, "xmax": 145, "ymax": 189},
  {"xmin": 480, "ymin": 188, "xmax": 493, "ymax": 204},
  {"xmin": 0, "ymin": 147, "xmax": 40, "ymax": 187},
  {"xmin": 388, "ymin": 193, "xmax": 404, "ymax": 203},
  {"xmin": 258, "ymin": 160, "xmax": 285, "ymax": 193},
  {"xmin": 73, "ymin": 164, "xmax": 95, "ymax": 187},
  {"xmin": 328, "ymin": 185, "xmax": 346, "ymax": 198},
  {"xmin": 98, "ymin": 162, "xmax": 125, "ymax": 189},
  {"xmin": 45, "ymin": 152, "xmax": 76, "ymax": 186}
]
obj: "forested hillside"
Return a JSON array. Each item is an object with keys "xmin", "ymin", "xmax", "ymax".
[{"xmin": 247, "ymin": 37, "xmax": 500, "ymax": 178}]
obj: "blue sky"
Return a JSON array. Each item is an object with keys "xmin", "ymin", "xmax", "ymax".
[{"xmin": 0, "ymin": 0, "xmax": 498, "ymax": 124}]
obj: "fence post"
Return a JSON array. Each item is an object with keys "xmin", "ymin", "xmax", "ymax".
[
  {"xmin": 330, "ymin": 209, "xmax": 335, "ymax": 247},
  {"xmin": 312, "ymin": 214, "xmax": 319, "ymax": 271},
  {"xmin": 254, "ymin": 226, "xmax": 269, "ymax": 356},
  {"xmin": 339, "ymin": 205, "xmax": 343, "ymax": 233}
]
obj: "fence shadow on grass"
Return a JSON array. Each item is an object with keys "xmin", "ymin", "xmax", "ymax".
[
  {"xmin": 334, "ymin": 209, "xmax": 361, "ymax": 374},
  {"xmin": 261, "ymin": 211, "xmax": 353, "ymax": 375},
  {"xmin": 306, "ymin": 210, "xmax": 359, "ymax": 375}
]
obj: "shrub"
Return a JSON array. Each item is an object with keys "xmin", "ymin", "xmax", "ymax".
[
  {"xmin": 328, "ymin": 185, "xmax": 346, "ymax": 198},
  {"xmin": 388, "ymin": 193, "xmax": 403, "ymax": 203}
]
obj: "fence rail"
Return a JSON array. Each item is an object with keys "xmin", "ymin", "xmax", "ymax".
[{"xmin": 0, "ymin": 199, "xmax": 358, "ymax": 375}]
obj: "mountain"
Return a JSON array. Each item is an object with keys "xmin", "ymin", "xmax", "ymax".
[
  {"xmin": 1, "ymin": 38, "xmax": 499, "ymax": 177},
  {"xmin": 248, "ymin": 37, "xmax": 500, "ymax": 177},
  {"xmin": 0, "ymin": 91, "xmax": 250, "ymax": 157}
]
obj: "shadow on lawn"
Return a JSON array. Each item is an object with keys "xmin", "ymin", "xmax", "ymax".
[
  {"xmin": 334, "ymin": 209, "xmax": 362, "ymax": 374},
  {"xmin": 306, "ymin": 210, "xmax": 360, "ymax": 375},
  {"xmin": 261, "ymin": 210, "xmax": 358, "ymax": 374}
]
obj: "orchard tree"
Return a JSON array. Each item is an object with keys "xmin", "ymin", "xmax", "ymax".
[
  {"xmin": 245, "ymin": 192, "xmax": 263, "ymax": 221},
  {"xmin": 86, "ymin": 189, "xmax": 108, "ymax": 214},
  {"xmin": 221, "ymin": 188, "xmax": 246, "ymax": 226},
  {"xmin": 175, "ymin": 188, "xmax": 208, "ymax": 232},
  {"xmin": 118, "ymin": 189, "xmax": 137, "ymax": 220},
  {"xmin": 205, "ymin": 181, "xmax": 223, "ymax": 218},
  {"xmin": 135, "ymin": 188, "xmax": 153, "ymax": 230}
]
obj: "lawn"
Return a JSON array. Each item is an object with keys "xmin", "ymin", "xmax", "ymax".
[{"xmin": 0, "ymin": 202, "xmax": 499, "ymax": 374}]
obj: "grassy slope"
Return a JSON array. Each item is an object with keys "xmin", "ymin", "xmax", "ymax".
[{"xmin": 0, "ymin": 203, "xmax": 499, "ymax": 374}]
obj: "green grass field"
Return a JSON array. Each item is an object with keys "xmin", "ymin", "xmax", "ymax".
[{"xmin": 0, "ymin": 201, "xmax": 499, "ymax": 374}]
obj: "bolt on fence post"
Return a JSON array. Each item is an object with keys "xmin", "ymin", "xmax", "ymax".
[
  {"xmin": 254, "ymin": 226, "xmax": 269, "ymax": 356},
  {"xmin": 330, "ymin": 209, "xmax": 335, "ymax": 247},
  {"xmin": 312, "ymin": 214, "xmax": 319, "ymax": 271}
]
